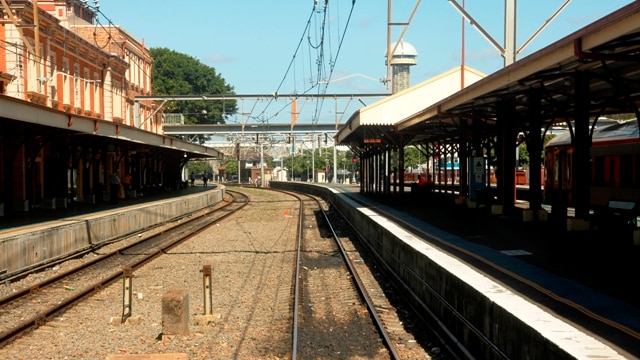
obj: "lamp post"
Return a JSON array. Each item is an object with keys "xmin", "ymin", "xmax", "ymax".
[
  {"xmin": 306, "ymin": 160, "xmax": 310, "ymax": 182},
  {"xmin": 342, "ymin": 158, "xmax": 346, "ymax": 184}
]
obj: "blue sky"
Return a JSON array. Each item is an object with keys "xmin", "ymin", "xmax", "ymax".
[{"xmin": 97, "ymin": 0, "xmax": 633, "ymax": 123}]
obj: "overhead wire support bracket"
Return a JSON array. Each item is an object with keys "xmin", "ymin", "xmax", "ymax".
[{"xmin": 134, "ymin": 93, "xmax": 389, "ymax": 102}]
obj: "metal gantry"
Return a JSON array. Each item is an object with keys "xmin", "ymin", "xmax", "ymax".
[{"xmin": 136, "ymin": 93, "xmax": 390, "ymax": 183}]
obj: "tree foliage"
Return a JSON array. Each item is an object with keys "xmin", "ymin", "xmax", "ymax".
[
  {"xmin": 150, "ymin": 48, "xmax": 238, "ymax": 142},
  {"xmin": 403, "ymin": 146, "xmax": 425, "ymax": 169},
  {"xmin": 518, "ymin": 134, "xmax": 556, "ymax": 167},
  {"xmin": 186, "ymin": 160, "xmax": 212, "ymax": 175}
]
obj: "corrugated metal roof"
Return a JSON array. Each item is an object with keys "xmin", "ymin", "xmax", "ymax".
[
  {"xmin": 396, "ymin": 2, "xmax": 640, "ymax": 146},
  {"xmin": 549, "ymin": 120, "xmax": 640, "ymax": 147},
  {"xmin": 337, "ymin": 66, "xmax": 485, "ymax": 145}
]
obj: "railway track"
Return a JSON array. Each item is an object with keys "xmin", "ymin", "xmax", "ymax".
[
  {"xmin": 0, "ymin": 191, "xmax": 248, "ymax": 348},
  {"xmin": 290, "ymin": 191, "xmax": 395, "ymax": 359},
  {"xmin": 335, "ymin": 189, "xmax": 640, "ymax": 358},
  {"xmin": 0, "ymin": 188, "xmax": 444, "ymax": 358},
  {"xmin": 283, "ymin": 189, "xmax": 445, "ymax": 359}
]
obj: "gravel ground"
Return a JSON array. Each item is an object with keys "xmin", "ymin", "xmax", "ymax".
[
  {"xmin": 1, "ymin": 189, "xmax": 299, "ymax": 359},
  {"xmin": 1, "ymin": 188, "xmax": 438, "ymax": 359}
]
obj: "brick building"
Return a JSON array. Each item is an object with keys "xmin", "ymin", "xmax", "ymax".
[
  {"xmin": 0, "ymin": 0, "xmax": 158, "ymax": 131},
  {"xmin": 0, "ymin": 0, "xmax": 220, "ymax": 215}
]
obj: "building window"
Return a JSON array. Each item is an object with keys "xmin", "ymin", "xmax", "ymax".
[
  {"xmin": 84, "ymin": 70, "xmax": 91, "ymax": 110},
  {"xmin": 49, "ymin": 55, "xmax": 57, "ymax": 102},
  {"xmin": 74, "ymin": 63, "xmax": 80, "ymax": 106},
  {"xmin": 94, "ymin": 71, "xmax": 101, "ymax": 115},
  {"xmin": 62, "ymin": 59, "xmax": 70, "ymax": 104}
]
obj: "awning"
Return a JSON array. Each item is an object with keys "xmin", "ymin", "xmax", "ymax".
[{"xmin": 337, "ymin": 66, "xmax": 485, "ymax": 151}]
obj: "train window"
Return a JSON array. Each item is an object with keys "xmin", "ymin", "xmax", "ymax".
[
  {"xmin": 553, "ymin": 151, "xmax": 561, "ymax": 187},
  {"xmin": 544, "ymin": 151, "xmax": 553, "ymax": 184},
  {"xmin": 635, "ymin": 155, "xmax": 640, "ymax": 186},
  {"xmin": 621, "ymin": 154, "xmax": 632, "ymax": 187},
  {"xmin": 593, "ymin": 156, "xmax": 605, "ymax": 186},
  {"xmin": 565, "ymin": 150, "xmax": 572, "ymax": 189},
  {"xmin": 606, "ymin": 156, "xmax": 616, "ymax": 186}
]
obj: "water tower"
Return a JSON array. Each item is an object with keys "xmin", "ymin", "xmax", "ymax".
[{"xmin": 385, "ymin": 41, "xmax": 418, "ymax": 93}]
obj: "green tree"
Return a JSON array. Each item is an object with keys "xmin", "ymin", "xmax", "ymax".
[
  {"xmin": 186, "ymin": 160, "xmax": 211, "ymax": 174},
  {"xmin": 518, "ymin": 134, "xmax": 556, "ymax": 167},
  {"xmin": 150, "ymin": 48, "xmax": 238, "ymax": 142},
  {"xmin": 403, "ymin": 146, "xmax": 424, "ymax": 170},
  {"xmin": 221, "ymin": 161, "xmax": 238, "ymax": 178}
]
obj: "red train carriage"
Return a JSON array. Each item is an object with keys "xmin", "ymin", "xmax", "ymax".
[{"xmin": 544, "ymin": 120, "xmax": 640, "ymax": 217}]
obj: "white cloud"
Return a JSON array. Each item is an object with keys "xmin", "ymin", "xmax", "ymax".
[{"xmin": 205, "ymin": 53, "xmax": 238, "ymax": 64}]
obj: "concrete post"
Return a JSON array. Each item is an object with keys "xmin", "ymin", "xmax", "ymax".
[{"xmin": 162, "ymin": 290, "xmax": 189, "ymax": 335}]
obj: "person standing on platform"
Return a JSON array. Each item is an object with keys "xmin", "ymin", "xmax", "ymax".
[
  {"xmin": 203, "ymin": 172, "xmax": 208, "ymax": 187},
  {"xmin": 122, "ymin": 173, "xmax": 132, "ymax": 198},
  {"xmin": 425, "ymin": 174, "xmax": 434, "ymax": 192},
  {"xmin": 110, "ymin": 171, "xmax": 121, "ymax": 204},
  {"xmin": 417, "ymin": 174, "xmax": 427, "ymax": 186},
  {"xmin": 190, "ymin": 171, "xmax": 196, "ymax": 187}
]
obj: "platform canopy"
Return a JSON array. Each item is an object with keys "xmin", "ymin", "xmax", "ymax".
[
  {"xmin": 396, "ymin": 1, "xmax": 640, "ymax": 145},
  {"xmin": 0, "ymin": 95, "xmax": 224, "ymax": 160},
  {"xmin": 336, "ymin": 2, "xmax": 640, "ymax": 154},
  {"xmin": 336, "ymin": 66, "xmax": 485, "ymax": 152}
]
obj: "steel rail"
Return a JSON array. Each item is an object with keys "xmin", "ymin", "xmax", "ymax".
[
  {"xmin": 332, "ymin": 191, "xmax": 476, "ymax": 359},
  {"xmin": 0, "ymin": 191, "xmax": 248, "ymax": 347},
  {"xmin": 291, "ymin": 192, "xmax": 304, "ymax": 360},
  {"xmin": 317, "ymin": 202, "xmax": 402, "ymax": 360},
  {"xmin": 281, "ymin": 187, "xmax": 401, "ymax": 360},
  {"xmin": 0, "ymin": 194, "xmax": 237, "ymax": 307}
]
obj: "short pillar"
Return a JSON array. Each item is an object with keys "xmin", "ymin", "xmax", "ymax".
[
  {"xmin": 567, "ymin": 218, "xmax": 590, "ymax": 232},
  {"xmin": 523, "ymin": 209, "xmax": 548, "ymax": 222},
  {"xmin": 42, "ymin": 198, "xmax": 56, "ymax": 209},
  {"xmin": 121, "ymin": 267, "xmax": 133, "ymax": 323},
  {"xmin": 162, "ymin": 290, "xmax": 189, "ymax": 335},
  {"xmin": 203, "ymin": 265, "xmax": 213, "ymax": 315},
  {"xmin": 55, "ymin": 198, "xmax": 67, "ymax": 209}
]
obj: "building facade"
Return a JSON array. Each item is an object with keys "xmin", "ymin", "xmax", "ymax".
[
  {"xmin": 0, "ymin": 0, "xmax": 213, "ymax": 216},
  {"xmin": 1, "ymin": 0, "xmax": 158, "ymax": 131}
]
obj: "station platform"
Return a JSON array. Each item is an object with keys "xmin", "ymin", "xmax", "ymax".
[
  {"xmin": 0, "ymin": 183, "xmax": 225, "ymax": 277},
  {"xmin": 7, "ymin": 182, "xmax": 635, "ymax": 311},
  {"xmin": 4, "ymin": 182, "xmax": 638, "ymax": 311},
  {"xmin": 0, "ymin": 183, "xmax": 219, "ymax": 232},
  {"xmin": 321, "ymin": 183, "xmax": 640, "ymax": 356},
  {"xmin": 332, "ymin": 184, "xmax": 640, "ymax": 307},
  {"xmin": 3, "ymin": 181, "xmax": 639, "ymax": 356}
]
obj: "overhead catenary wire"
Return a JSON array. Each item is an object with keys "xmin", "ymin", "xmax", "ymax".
[
  {"xmin": 310, "ymin": 0, "xmax": 357, "ymax": 125},
  {"xmin": 253, "ymin": 0, "xmax": 357, "ymax": 126},
  {"xmin": 5, "ymin": 1, "xmax": 357, "ymax": 128},
  {"xmin": 252, "ymin": 6, "xmax": 317, "ymax": 124}
]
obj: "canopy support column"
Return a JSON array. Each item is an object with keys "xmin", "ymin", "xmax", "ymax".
[
  {"xmin": 573, "ymin": 73, "xmax": 592, "ymax": 220},
  {"xmin": 497, "ymin": 97, "xmax": 517, "ymax": 215},
  {"xmin": 527, "ymin": 88, "xmax": 544, "ymax": 214}
]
